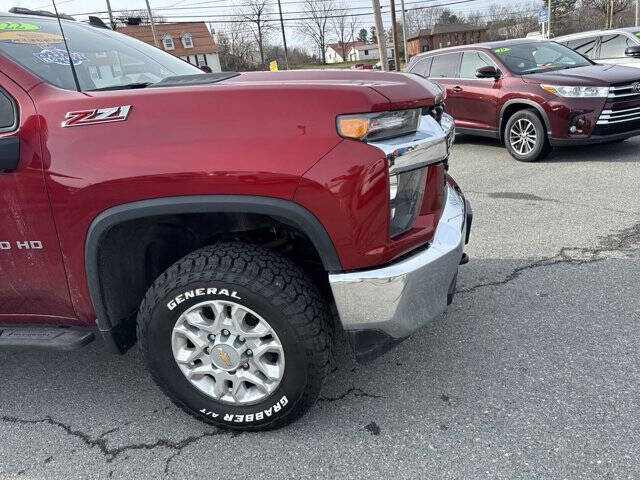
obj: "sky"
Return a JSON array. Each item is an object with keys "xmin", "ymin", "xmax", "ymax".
[{"xmin": 4, "ymin": 0, "xmax": 535, "ymax": 48}]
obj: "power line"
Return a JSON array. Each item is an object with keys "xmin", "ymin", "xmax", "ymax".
[{"xmin": 69, "ymin": 0, "xmax": 480, "ymax": 17}]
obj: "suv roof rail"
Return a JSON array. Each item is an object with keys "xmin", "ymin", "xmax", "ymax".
[{"xmin": 8, "ymin": 6, "xmax": 76, "ymax": 21}]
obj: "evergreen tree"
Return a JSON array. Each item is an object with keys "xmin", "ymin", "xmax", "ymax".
[
  {"xmin": 357, "ymin": 28, "xmax": 368, "ymax": 43},
  {"xmin": 369, "ymin": 25, "xmax": 377, "ymax": 44}
]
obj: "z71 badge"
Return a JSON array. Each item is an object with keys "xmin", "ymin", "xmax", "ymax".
[{"xmin": 62, "ymin": 105, "xmax": 131, "ymax": 128}]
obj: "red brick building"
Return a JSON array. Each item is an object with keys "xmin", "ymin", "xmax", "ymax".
[
  {"xmin": 118, "ymin": 22, "xmax": 221, "ymax": 72},
  {"xmin": 407, "ymin": 24, "xmax": 488, "ymax": 57}
]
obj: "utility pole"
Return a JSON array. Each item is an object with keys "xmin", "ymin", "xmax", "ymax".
[
  {"xmin": 547, "ymin": 0, "xmax": 552, "ymax": 38},
  {"xmin": 371, "ymin": 0, "xmax": 388, "ymax": 71},
  {"xmin": 389, "ymin": 0, "xmax": 401, "ymax": 71},
  {"xmin": 105, "ymin": 0, "xmax": 116, "ymax": 30},
  {"xmin": 636, "ymin": 0, "xmax": 639, "ymax": 27},
  {"xmin": 145, "ymin": 0, "xmax": 159, "ymax": 47},
  {"xmin": 277, "ymin": 0, "xmax": 289, "ymax": 69},
  {"xmin": 400, "ymin": 0, "xmax": 408, "ymax": 64},
  {"xmin": 610, "ymin": 0, "xmax": 614, "ymax": 28}
]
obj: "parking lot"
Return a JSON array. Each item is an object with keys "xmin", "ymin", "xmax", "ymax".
[{"xmin": 1, "ymin": 136, "xmax": 639, "ymax": 479}]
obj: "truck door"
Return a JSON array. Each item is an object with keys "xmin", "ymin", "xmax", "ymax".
[{"xmin": 0, "ymin": 73, "xmax": 75, "ymax": 321}]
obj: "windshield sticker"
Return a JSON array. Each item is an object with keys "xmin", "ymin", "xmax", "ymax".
[
  {"xmin": 0, "ymin": 31, "xmax": 63, "ymax": 44},
  {"xmin": 0, "ymin": 22, "xmax": 40, "ymax": 31},
  {"xmin": 493, "ymin": 47, "xmax": 511, "ymax": 53},
  {"xmin": 636, "ymin": 32, "xmax": 640, "ymax": 38},
  {"xmin": 34, "ymin": 47, "xmax": 84, "ymax": 66}
]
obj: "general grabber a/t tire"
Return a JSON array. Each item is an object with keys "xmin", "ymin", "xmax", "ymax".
[{"xmin": 137, "ymin": 242, "xmax": 333, "ymax": 431}]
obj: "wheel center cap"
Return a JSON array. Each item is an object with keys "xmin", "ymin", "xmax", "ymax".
[{"xmin": 210, "ymin": 344, "xmax": 240, "ymax": 371}]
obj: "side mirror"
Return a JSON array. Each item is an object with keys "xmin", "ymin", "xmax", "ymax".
[
  {"xmin": 476, "ymin": 65, "xmax": 501, "ymax": 79},
  {"xmin": 625, "ymin": 45, "xmax": 640, "ymax": 58},
  {"xmin": 200, "ymin": 65, "xmax": 213, "ymax": 73}
]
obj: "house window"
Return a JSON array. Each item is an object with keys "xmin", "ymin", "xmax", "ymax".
[
  {"xmin": 163, "ymin": 34, "xmax": 175, "ymax": 50},
  {"xmin": 182, "ymin": 33, "xmax": 193, "ymax": 48},
  {"xmin": 364, "ymin": 50, "xmax": 369, "ymax": 55}
]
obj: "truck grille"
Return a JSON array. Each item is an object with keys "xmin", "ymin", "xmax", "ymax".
[{"xmin": 593, "ymin": 81, "xmax": 640, "ymax": 135}]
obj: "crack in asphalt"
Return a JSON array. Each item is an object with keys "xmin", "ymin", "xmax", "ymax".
[
  {"xmin": 317, "ymin": 387, "xmax": 385, "ymax": 403},
  {"xmin": 459, "ymin": 221, "xmax": 640, "ymax": 295},
  {"xmin": 1, "ymin": 415, "xmax": 238, "ymax": 476}
]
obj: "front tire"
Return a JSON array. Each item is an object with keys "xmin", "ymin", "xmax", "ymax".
[
  {"xmin": 504, "ymin": 109, "xmax": 551, "ymax": 162},
  {"xmin": 137, "ymin": 242, "xmax": 333, "ymax": 431}
]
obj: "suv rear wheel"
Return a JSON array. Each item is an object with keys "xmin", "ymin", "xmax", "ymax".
[
  {"xmin": 137, "ymin": 242, "xmax": 333, "ymax": 431},
  {"xmin": 504, "ymin": 109, "xmax": 551, "ymax": 162}
]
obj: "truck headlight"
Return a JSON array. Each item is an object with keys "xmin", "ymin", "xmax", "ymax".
[
  {"xmin": 389, "ymin": 168, "xmax": 426, "ymax": 237},
  {"xmin": 337, "ymin": 109, "xmax": 421, "ymax": 142},
  {"xmin": 541, "ymin": 85, "xmax": 610, "ymax": 97}
]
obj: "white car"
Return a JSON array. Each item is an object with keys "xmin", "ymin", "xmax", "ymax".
[{"xmin": 555, "ymin": 28, "xmax": 640, "ymax": 68}]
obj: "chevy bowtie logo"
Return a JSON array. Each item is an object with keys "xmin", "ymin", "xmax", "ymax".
[
  {"xmin": 217, "ymin": 348, "xmax": 231, "ymax": 367},
  {"xmin": 633, "ymin": 82, "xmax": 640, "ymax": 94}
]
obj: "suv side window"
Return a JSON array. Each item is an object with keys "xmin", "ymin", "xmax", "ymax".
[
  {"xmin": 566, "ymin": 36, "xmax": 598, "ymax": 59},
  {"xmin": 429, "ymin": 53, "xmax": 461, "ymax": 78},
  {"xmin": 0, "ymin": 88, "xmax": 17, "ymax": 132},
  {"xmin": 459, "ymin": 51, "xmax": 494, "ymax": 78},
  {"xmin": 409, "ymin": 57, "xmax": 432, "ymax": 77},
  {"xmin": 599, "ymin": 34, "xmax": 634, "ymax": 58}
]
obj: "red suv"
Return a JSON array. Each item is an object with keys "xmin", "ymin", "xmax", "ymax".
[{"xmin": 405, "ymin": 39, "xmax": 640, "ymax": 161}]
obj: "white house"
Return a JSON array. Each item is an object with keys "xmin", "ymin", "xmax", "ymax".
[
  {"xmin": 347, "ymin": 44, "xmax": 394, "ymax": 62},
  {"xmin": 325, "ymin": 41, "xmax": 366, "ymax": 64}
]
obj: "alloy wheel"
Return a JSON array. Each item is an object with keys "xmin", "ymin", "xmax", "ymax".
[
  {"xmin": 171, "ymin": 300, "xmax": 285, "ymax": 406},
  {"xmin": 509, "ymin": 118, "xmax": 538, "ymax": 155}
]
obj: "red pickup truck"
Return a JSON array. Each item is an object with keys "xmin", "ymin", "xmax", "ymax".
[{"xmin": 0, "ymin": 9, "xmax": 471, "ymax": 430}]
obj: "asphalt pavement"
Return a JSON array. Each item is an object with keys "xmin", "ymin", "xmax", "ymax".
[{"xmin": 1, "ymin": 136, "xmax": 639, "ymax": 479}]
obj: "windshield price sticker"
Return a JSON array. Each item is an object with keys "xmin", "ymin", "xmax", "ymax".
[
  {"xmin": 0, "ymin": 22, "xmax": 40, "ymax": 31},
  {"xmin": 0, "ymin": 31, "xmax": 63, "ymax": 44},
  {"xmin": 494, "ymin": 47, "xmax": 511, "ymax": 53}
]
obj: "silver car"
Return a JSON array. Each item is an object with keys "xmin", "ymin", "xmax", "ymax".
[{"xmin": 555, "ymin": 28, "xmax": 640, "ymax": 69}]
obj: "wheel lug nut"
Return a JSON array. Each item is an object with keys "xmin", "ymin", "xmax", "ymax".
[
  {"xmin": 208, "ymin": 334, "xmax": 215, "ymax": 341},
  {"xmin": 243, "ymin": 362, "xmax": 249, "ymax": 369},
  {"xmin": 238, "ymin": 336, "xmax": 245, "ymax": 342},
  {"xmin": 246, "ymin": 349, "xmax": 253, "ymax": 356},
  {"xmin": 222, "ymin": 329, "xmax": 230, "ymax": 336},
  {"xmin": 204, "ymin": 347, "xmax": 210, "ymax": 354}
]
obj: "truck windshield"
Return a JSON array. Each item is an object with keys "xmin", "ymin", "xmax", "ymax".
[
  {"xmin": 0, "ymin": 16, "xmax": 202, "ymax": 91},
  {"xmin": 492, "ymin": 42, "xmax": 592, "ymax": 75}
]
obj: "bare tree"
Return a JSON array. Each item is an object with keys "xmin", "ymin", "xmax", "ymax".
[
  {"xmin": 332, "ymin": 4, "xmax": 360, "ymax": 61},
  {"xmin": 584, "ymin": 0, "xmax": 632, "ymax": 27},
  {"xmin": 298, "ymin": 0, "xmax": 335, "ymax": 64},
  {"xmin": 404, "ymin": 7, "xmax": 443, "ymax": 38},
  {"xmin": 217, "ymin": 21, "xmax": 258, "ymax": 71},
  {"xmin": 240, "ymin": 0, "xmax": 275, "ymax": 67}
]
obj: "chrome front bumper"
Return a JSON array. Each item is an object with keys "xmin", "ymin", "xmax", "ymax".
[{"xmin": 329, "ymin": 183, "xmax": 468, "ymax": 361}]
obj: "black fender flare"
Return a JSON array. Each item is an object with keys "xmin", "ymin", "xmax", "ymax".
[
  {"xmin": 85, "ymin": 195, "xmax": 342, "ymax": 344},
  {"xmin": 499, "ymin": 99, "xmax": 552, "ymax": 142}
]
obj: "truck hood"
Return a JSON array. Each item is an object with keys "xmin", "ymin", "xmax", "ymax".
[
  {"xmin": 521, "ymin": 64, "xmax": 640, "ymax": 86},
  {"xmin": 223, "ymin": 70, "xmax": 444, "ymax": 110}
]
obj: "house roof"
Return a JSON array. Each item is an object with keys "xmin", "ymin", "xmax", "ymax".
[
  {"xmin": 118, "ymin": 22, "xmax": 218, "ymax": 55},
  {"xmin": 352, "ymin": 44, "xmax": 378, "ymax": 51},
  {"xmin": 408, "ymin": 23, "xmax": 487, "ymax": 41},
  {"xmin": 327, "ymin": 41, "xmax": 365, "ymax": 55}
]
